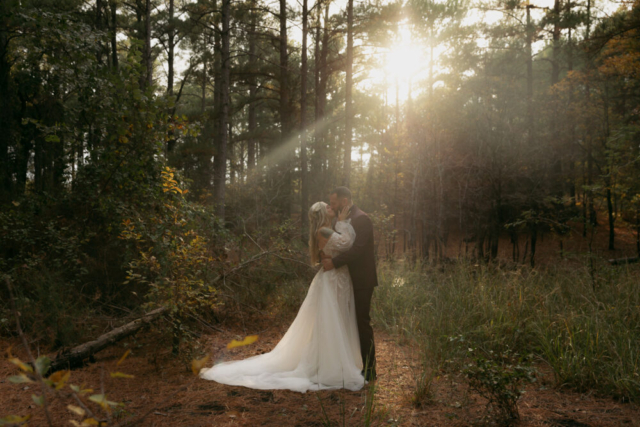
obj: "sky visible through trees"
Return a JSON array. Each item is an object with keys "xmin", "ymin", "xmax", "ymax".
[{"xmin": 1, "ymin": 0, "xmax": 640, "ymax": 264}]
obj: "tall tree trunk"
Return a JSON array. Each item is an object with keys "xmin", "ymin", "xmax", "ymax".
[
  {"xmin": 135, "ymin": 0, "xmax": 151, "ymax": 89},
  {"xmin": 550, "ymin": 0, "xmax": 562, "ymax": 197},
  {"xmin": 300, "ymin": 0, "xmax": 309, "ymax": 236},
  {"xmin": 526, "ymin": 4, "xmax": 534, "ymax": 145},
  {"xmin": 214, "ymin": 0, "xmax": 231, "ymax": 222},
  {"xmin": 145, "ymin": 0, "xmax": 152, "ymax": 87},
  {"xmin": 429, "ymin": 27, "xmax": 434, "ymax": 99},
  {"xmin": 606, "ymin": 187, "xmax": 615, "ymax": 250},
  {"xmin": 530, "ymin": 226, "xmax": 537, "ymax": 268},
  {"xmin": 585, "ymin": 0, "xmax": 597, "ymax": 230},
  {"xmin": 247, "ymin": 0, "xmax": 257, "ymax": 171},
  {"xmin": 551, "ymin": 0, "xmax": 561, "ymax": 86},
  {"xmin": 167, "ymin": 0, "xmax": 174, "ymax": 95},
  {"xmin": 96, "ymin": 0, "xmax": 104, "ymax": 64},
  {"xmin": 279, "ymin": 0, "xmax": 291, "ymax": 216},
  {"xmin": 343, "ymin": 0, "xmax": 354, "ymax": 187},
  {"xmin": 210, "ymin": 1, "xmax": 221, "ymax": 195},
  {"xmin": 636, "ymin": 206, "xmax": 640, "ymax": 257},
  {"xmin": 603, "ymin": 84, "xmax": 615, "ymax": 250},
  {"xmin": 110, "ymin": 0, "xmax": 118, "ymax": 69},
  {"xmin": 313, "ymin": 1, "xmax": 330, "ymax": 199},
  {"xmin": 311, "ymin": 4, "xmax": 323, "ymax": 201},
  {"xmin": 201, "ymin": 41, "xmax": 207, "ymax": 115},
  {"xmin": 0, "ymin": 0, "xmax": 14, "ymax": 201}
]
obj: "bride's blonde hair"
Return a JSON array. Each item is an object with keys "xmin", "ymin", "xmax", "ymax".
[{"xmin": 308, "ymin": 201, "xmax": 330, "ymax": 265}]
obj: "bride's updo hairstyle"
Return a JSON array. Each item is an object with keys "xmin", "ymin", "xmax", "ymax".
[{"xmin": 308, "ymin": 201, "xmax": 329, "ymax": 265}]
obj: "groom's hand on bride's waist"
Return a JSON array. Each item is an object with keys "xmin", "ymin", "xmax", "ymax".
[{"xmin": 321, "ymin": 258, "xmax": 335, "ymax": 271}]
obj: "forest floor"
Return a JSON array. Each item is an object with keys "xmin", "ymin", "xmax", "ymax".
[{"xmin": 2, "ymin": 312, "xmax": 639, "ymax": 427}]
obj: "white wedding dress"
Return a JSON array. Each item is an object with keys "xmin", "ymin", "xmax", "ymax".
[{"xmin": 200, "ymin": 220, "xmax": 364, "ymax": 392}]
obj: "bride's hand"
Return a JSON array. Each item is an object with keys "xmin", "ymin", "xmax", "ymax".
[{"xmin": 338, "ymin": 206, "xmax": 350, "ymax": 221}]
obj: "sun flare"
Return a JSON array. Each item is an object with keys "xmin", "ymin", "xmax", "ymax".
[
  {"xmin": 384, "ymin": 42, "xmax": 425, "ymax": 81},
  {"xmin": 384, "ymin": 25, "xmax": 426, "ymax": 81}
]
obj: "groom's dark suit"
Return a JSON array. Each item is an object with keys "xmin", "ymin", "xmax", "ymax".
[{"xmin": 332, "ymin": 205, "xmax": 378, "ymax": 377}]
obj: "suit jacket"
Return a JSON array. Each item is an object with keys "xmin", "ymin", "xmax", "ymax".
[{"xmin": 332, "ymin": 205, "xmax": 378, "ymax": 290}]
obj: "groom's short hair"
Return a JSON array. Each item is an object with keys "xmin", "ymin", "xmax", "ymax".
[{"xmin": 331, "ymin": 186, "xmax": 352, "ymax": 201}]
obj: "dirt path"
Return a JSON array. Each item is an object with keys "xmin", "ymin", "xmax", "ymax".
[{"xmin": 2, "ymin": 320, "xmax": 639, "ymax": 426}]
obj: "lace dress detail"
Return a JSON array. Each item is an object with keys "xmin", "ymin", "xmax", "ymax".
[
  {"xmin": 322, "ymin": 220, "xmax": 356, "ymax": 310},
  {"xmin": 200, "ymin": 220, "xmax": 363, "ymax": 392}
]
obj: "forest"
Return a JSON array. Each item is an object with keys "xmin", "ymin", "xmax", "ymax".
[{"xmin": 1, "ymin": 0, "xmax": 640, "ymax": 425}]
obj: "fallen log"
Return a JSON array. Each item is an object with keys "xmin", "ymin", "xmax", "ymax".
[
  {"xmin": 48, "ymin": 307, "xmax": 167, "ymax": 373},
  {"xmin": 608, "ymin": 257, "xmax": 639, "ymax": 266},
  {"xmin": 47, "ymin": 250, "xmax": 275, "ymax": 373}
]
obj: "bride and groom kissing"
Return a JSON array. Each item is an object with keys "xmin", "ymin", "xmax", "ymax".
[{"xmin": 200, "ymin": 186, "xmax": 378, "ymax": 392}]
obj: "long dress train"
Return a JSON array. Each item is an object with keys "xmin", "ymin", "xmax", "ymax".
[{"xmin": 199, "ymin": 220, "xmax": 364, "ymax": 392}]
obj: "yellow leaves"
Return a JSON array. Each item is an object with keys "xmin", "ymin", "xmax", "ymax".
[
  {"xmin": 110, "ymin": 372, "xmax": 134, "ymax": 379},
  {"xmin": 116, "ymin": 349, "xmax": 130, "ymax": 366},
  {"xmin": 69, "ymin": 418, "xmax": 100, "ymax": 427},
  {"xmin": 48, "ymin": 370, "xmax": 71, "ymax": 390},
  {"xmin": 118, "ymin": 135, "xmax": 128, "ymax": 144},
  {"xmin": 227, "ymin": 335, "xmax": 259, "ymax": 350},
  {"xmin": 88, "ymin": 394, "xmax": 118, "ymax": 412},
  {"xmin": 162, "ymin": 167, "xmax": 186, "ymax": 195},
  {"xmin": 9, "ymin": 357, "xmax": 33, "ymax": 373},
  {"xmin": 191, "ymin": 355, "xmax": 210, "ymax": 374},
  {"xmin": 0, "ymin": 414, "xmax": 32, "ymax": 425},
  {"xmin": 67, "ymin": 405, "xmax": 86, "ymax": 417},
  {"xmin": 69, "ymin": 384, "xmax": 94, "ymax": 395}
]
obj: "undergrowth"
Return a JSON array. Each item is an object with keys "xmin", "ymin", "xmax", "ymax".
[{"xmin": 372, "ymin": 258, "xmax": 640, "ymax": 403}]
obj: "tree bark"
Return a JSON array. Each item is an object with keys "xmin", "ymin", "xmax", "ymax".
[
  {"xmin": 167, "ymin": 0, "xmax": 174, "ymax": 95},
  {"xmin": 343, "ymin": 0, "xmax": 354, "ymax": 187},
  {"xmin": 214, "ymin": 0, "xmax": 231, "ymax": 221},
  {"xmin": 311, "ymin": 3, "xmax": 322, "ymax": 198},
  {"xmin": 48, "ymin": 308, "xmax": 168, "ymax": 373},
  {"xmin": 551, "ymin": 0, "xmax": 561, "ymax": 86},
  {"xmin": 0, "ymin": 0, "xmax": 13, "ymax": 201},
  {"xmin": 279, "ymin": 0, "xmax": 291, "ymax": 216},
  {"xmin": 300, "ymin": 0, "xmax": 309, "ymax": 237},
  {"xmin": 247, "ymin": 0, "xmax": 257, "ymax": 171},
  {"xmin": 526, "ymin": 4, "xmax": 534, "ymax": 145},
  {"xmin": 110, "ymin": 0, "xmax": 118, "ymax": 69},
  {"xmin": 313, "ymin": 1, "xmax": 330, "ymax": 200},
  {"xmin": 145, "ymin": 0, "xmax": 152, "ymax": 87}
]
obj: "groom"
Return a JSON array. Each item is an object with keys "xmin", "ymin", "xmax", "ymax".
[{"xmin": 322, "ymin": 187, "xmax": 378, "ymax": 381}]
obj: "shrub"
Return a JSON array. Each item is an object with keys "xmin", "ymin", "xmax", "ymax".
[{"xmin": 462, "ymin": 348, "xmax": 536, "ymax": 424}]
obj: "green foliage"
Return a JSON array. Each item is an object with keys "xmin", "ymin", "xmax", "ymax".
[
  {"xmin": 0, "ymin": 2, "xmax": 198, "ymax": 347},
  {"xmin": 0, "ymin": 199, "xmax": 93, "ymax": 344},
  {"xmin": 373, "ymin": 259, "xmax": 640, "ymax": 402},
  {"xmin": 121, "ymin": 167, "xmax": 221, "ymax": 359},
  {"xmin": 463, "ymin": 349, "xmax": 536, "ymax": 424},
  {"xmin": 411, "ymin": 365, "xmax": 436, "ymax": 408}
]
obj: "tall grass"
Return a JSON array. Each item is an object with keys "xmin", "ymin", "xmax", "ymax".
[{"xmin": 373, "ymin": 258, "xmax": 640, "ymax": 401}]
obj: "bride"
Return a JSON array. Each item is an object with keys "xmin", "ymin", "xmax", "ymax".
[{"xmin": 200, "ymin": 202, "xmax": 364, "ymax": 392}]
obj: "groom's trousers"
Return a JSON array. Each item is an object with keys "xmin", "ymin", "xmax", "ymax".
[{"xmin": 354, "ymin": 286, "xmax": 376, "ymax": 373}]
